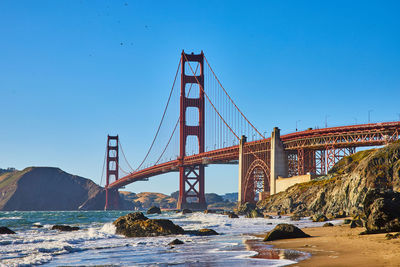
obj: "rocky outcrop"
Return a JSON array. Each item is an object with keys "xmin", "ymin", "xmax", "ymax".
[
  {"xmin": 361, "ymin": 189, "xmax": 400, "ymax": 233},
  {"xmin": 264, "ymin": 223, "xmax": 310, "ymax": 241},
  {"xmin": 0, "ymin": 167, "xmax": 132, "ymax": 211},
  {"xmin": 113, "ymin": 212, "xmax": 184, "ymax": 237},
  {"xmin": 258, "ymin": 142, "xmax": 400, "ymax": 220},
  {"xmin": 226, "ymin": 212, "xmax": 239, "ymax": 218}
]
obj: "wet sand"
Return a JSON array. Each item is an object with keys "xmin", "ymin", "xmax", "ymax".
[{"xmin": 255, "ymin": 224, "xmax": 400, "ymax": 266}]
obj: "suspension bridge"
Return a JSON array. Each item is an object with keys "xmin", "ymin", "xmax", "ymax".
[{"xmin": 103, "ymin": 51, "xmax": 400, "ymax": 210}]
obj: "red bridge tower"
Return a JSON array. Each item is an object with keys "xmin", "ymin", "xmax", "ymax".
[
  {"xmin": 104, "ymin": 135, "xmax": 120, "ymax": 210},
  {"xmin": 178, "ymin": 51, "xmax": 207, "ymax": 210}
]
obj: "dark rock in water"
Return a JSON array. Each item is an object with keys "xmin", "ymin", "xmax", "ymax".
[
  {"xmin": 264, "ymin": 214, "xmax": 273, "ymax": 219},
  {"xmin": 182, "ymin": 209, "xmax": 192, "ymax": 214},
  {"xmin": 312, "ymin": 214, "xmax": 328, "ymax": 222},
  {"xmin": 147, "ymin": 206, "xmax": 161, "ymax": 214},
  {"xmin": 204, "ymin": 209, "xmax": 216, "ymax": 214},
  {"xmin": 113, "ymin": 212, "xmax": 184, "ymax": 237},
  {"xmin": 264, "ymin": 223, "xmax": 310, "ymax": 241},
  {"xmin": 362, "ymin": 189, "xmax": 400, "ymax": 233},
  {"xmin": 113, "ymin": 212, "xmax": 149, "ymax": 231},
  {"xmin": 323, "ymin": 223, "xmax": 334, "ymax": 227},
  {"xmin": 228, "ymin": 213, "xmax": 239, "ymax": 218},
  {"xmin": 224, "ymin": 211, "xmax": 238, "ymax": 218},
  {"xmin": 185, "ymin": 228, "xmax": 219, "ymax": 236},
  {"xmin": 169, "ymin": 239, "xmax": 184, "ymax": 245},
  {"xmin": 52, "ymin": 225, "xmax": 80, "ymax": 231},
  {"xmin": 0, "ymin": 226, "xmax": 16, "ymax": 234},
  {"xmin": 32, "ymin": 224, "xmax": 43, "ymax": 228}
]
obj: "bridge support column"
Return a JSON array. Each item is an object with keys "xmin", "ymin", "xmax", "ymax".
[
  {"xmin": 105, "ymin": 135, "xmax": 120, "ymax": 211},
  {"xmin": 270, "ymin": 127, "xmax": 288, "ymax": 195},
  {"xmin": 177, "ymin": 51, "xmax": 207, "ymax": 211},
  {"xmin": 238, "ymin": 135, "xmax": 247, "ymax": 204}
]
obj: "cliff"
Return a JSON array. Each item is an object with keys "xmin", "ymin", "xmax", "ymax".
[
  {"xmin": 0, "ymin": 167, "xmax": 132, "ymax": 211},
  {"xmin": 257, "ymin": 141, "xmax": 400, "ymax": 217}
]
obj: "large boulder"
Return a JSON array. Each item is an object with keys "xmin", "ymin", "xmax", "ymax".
[
  {"xmin": 113, "ymin": 212, "xmax": 184, "ymax": 237},
  {"xmin": 362, "ymin": 189, "xmax": 400, "ymax": 233},
  {"xmin": 263, "ymin": 223, "xmax": 310, "ymax": 241},
  {"xmin": 0, "ymin": 226, "xmax": 16, "ymax": 234},
  {"xmin": 147, "ymin": 206, "xmax": 162, "ymax": 214}
]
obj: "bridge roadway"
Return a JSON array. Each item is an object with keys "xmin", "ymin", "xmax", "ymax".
[{"xmin": 108, "ymin": 121, "xmax": 400, "ymax": 190}]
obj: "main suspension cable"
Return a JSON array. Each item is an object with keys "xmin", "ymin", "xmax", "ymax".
[
  {"xmin": 119, "ymin": 138, "xmax": 135, "ymax": 172},
  {"xmin": 135, "ymin": 59, "xmax": 181, "ymax": 171},
  {"xmin": 204, "ymin": 55, "xmax": 265, "ymax": 139},
  {"xmin": 154, "ymin": 63, "xmax": 200, "ymax": 164},
  {"xmin": 100, "ymin": 142, "xmax": 107, "ymax": 187}
]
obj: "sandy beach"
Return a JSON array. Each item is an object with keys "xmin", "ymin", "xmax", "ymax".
[{"xmin": 258, "ymin": 223, "xmax": 400, "ymax": 266}]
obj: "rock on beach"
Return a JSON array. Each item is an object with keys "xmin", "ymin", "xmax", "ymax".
[{"xmin": 264, "ymin": 223, "xmax": 310, "ymax": 241}]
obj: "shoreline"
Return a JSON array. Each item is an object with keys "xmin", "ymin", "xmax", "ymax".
[{"xmin": 249, "ymin": 223, "xmax": 400, "ymax": 266}]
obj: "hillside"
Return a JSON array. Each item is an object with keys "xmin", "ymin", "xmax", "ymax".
[
  {"xmin": 132, "ymin": 192, "xmax": 177, "ymax": 209},
  {"xmin": 257, "ymin": 141, "xmax": 400, "ymax": 217},
  {"xmin": 0, "ymin": 167, "xmax": 132, "ymax": 211}
]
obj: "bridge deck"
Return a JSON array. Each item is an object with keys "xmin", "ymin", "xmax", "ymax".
[{"xmin": 108, "ymin": 121, "xmax": 400, "ymax": 189}]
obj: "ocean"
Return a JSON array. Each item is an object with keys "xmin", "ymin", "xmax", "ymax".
[{"xmin": 0, "ymin": 210, "xmax": 333, "ymax": 266}]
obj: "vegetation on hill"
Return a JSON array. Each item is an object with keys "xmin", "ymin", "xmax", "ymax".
[{"xmin": 0, "ymin": 168, "xmax": 17, "ymax": 175}]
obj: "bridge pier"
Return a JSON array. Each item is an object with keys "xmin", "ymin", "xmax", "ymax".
[{"xmin": 270, "ymin": 127, "xmax": 288, "ymax": 195}]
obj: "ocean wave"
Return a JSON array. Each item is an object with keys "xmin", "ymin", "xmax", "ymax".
[{"xmin": 0, "ymin": 216, "xmax": 23, "ymax": 220}]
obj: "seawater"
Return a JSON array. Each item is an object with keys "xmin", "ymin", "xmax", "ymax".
[{"xmin": 0, "ymin": 210, "xmax": 333, "ymax": 266}]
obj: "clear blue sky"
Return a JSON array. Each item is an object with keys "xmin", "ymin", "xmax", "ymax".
[{"xmin": 1, "ymin": 1, "xmax": 399, "ymax": 195}]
